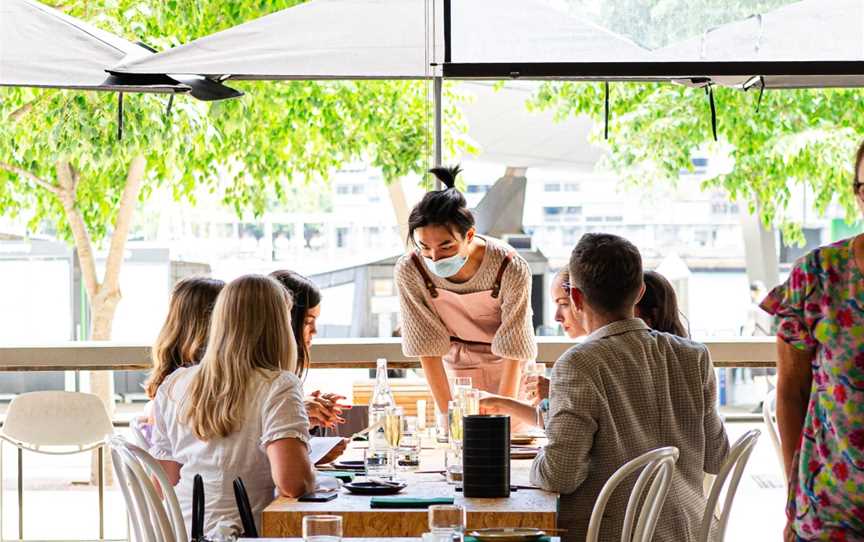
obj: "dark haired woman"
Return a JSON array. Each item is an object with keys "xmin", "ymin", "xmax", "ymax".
[
  {"xmin": 394, "ymin": 166, "xmax": 537, "ymax": 414},
  {"xmin": 270, "ymin": 270, "xmax": 350, "ymax": 432},
  {"xmin": 636, "ymin": 271, "xmax": 689, "ymax": 338}
]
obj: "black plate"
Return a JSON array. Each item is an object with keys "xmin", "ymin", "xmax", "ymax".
[
  {"xmin": 333, "ymin": 460, "xmax": 366, "ymax": 471},
  {"xmin": 343, "ymin": 481, "xmax": 407, "ymax": 495}
]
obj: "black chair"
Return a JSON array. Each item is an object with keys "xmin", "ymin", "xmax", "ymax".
[{"xmin": 233, "ymin": 477, "xmax": 259, "ymax": 538}]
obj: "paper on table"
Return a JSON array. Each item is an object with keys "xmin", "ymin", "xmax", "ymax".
[{"xmin": 309, "ymin": 436, "xmax": 344, "ymax": 465}]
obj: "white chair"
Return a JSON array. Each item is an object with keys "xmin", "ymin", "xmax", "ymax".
[
  {"xmin": 762, "ymin": 389, "xmax": 785, "ymax": 483},
  {"xmin": 586, "ymin": 446, "xmax": 680, "ymax": 542},
  {"xmin": 698, "ymin": 429, "xmax": 761, "ymax": 542},
  {"xmin": 110, "ymin": 435, "xmax": 188, "ymax": 542},
  {"xmin": 0, "ymin": 391, "xmax": 113, "ymax": 540}
]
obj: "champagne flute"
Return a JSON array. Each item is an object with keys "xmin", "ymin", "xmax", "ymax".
[
  {"xmin": 448, "ymin": 401, "xmax": 463, "ymax": 447},
  {"xmin": 384, "ymin": 406, "xmax": 404, "ymax": 479}
]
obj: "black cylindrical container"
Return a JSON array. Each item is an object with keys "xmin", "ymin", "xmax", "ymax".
[{"xmin": 462, "ymin": 415, "xmax": 510, "ymax": 498}]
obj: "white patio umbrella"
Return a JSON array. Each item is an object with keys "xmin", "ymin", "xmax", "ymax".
[
  {"xmin": 108, "ymin": 0, "xmax": 649, "ymax": 166},
  {"xmin": 653, "ymin": 0, "xmax": 864, "ymax": 89},
  {"xmin": 0, "ymin": 0, "xmax": 239, "ymax": 100}
]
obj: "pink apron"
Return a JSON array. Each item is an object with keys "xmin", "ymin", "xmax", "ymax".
[{"xmin": 410, "ymin": 252, "xmax": 521, "ymax": 395}]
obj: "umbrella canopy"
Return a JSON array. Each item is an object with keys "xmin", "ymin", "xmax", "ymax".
[
  {"xmin": 111, "ymin": 0, "xmax": 443, "ymax": 80},
  {"xmin": 111, "ymin": 0, "xmax": 864, "ymax": 88},
  {"xmin": 0, "ymin": 0, "xmax": 240, "ymax": 99},
  {"xmin": 445, "ymin": 0, "xmax": 864, "ymax": 87},
  {"xmin": 654, "ymin": 0, "xmax": 864, "ymax": 88},
  {"xmin": 109, "ymin": 0, "xmax": 648, "ymax": 81}
]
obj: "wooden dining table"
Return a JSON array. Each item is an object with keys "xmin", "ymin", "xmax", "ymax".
[{"xmin": 261, "ymin": 443, "xmax": 559, "ymax": 538}]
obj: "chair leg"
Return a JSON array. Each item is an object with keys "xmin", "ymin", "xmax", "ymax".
[
  {"xmin": 98, "ymin": 447, "xmax": 105, "ymax": 541},
  {"xmin": 17, "ymin": 449, "xmax": 22, "ymax": 541}
]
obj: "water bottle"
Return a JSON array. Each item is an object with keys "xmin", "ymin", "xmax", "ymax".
[{"xmin": 366, "ymin": 358, "xmax": 395, "ymax": 477}]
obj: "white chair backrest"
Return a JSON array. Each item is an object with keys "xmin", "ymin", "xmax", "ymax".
[
  {"xmin": 2, "ymin": 391, "xmax": 113, "ymax": 452},
  {"xmin": 110, "ymin": 436, "xmax": 188, "ymax": 542},
  {"xmin": 587, "ymin": 446, "xmax": 680, "ymax": 542},
  {"xmin": 762, "ymin": 389, "xmax": 785, "ymax": 483},
  {"xmin": 699, "ymin": 429, "xmax": 761, "ymax": 542}
]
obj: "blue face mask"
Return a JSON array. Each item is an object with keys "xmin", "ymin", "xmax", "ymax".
[{"xmin": 423, "ymin": 252, "xmax": 468, "ymax": 278}]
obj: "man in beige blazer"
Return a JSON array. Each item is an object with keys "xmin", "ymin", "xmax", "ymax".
[{"xmin": 529, "ymin": 233, "xmax": 730, "ymax": 542}]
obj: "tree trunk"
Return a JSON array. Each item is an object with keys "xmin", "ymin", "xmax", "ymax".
[
  {"xmin": 387, "ymin": 178, "xmax": 411, "ymax": 247},
  {"xmin": 56, "ymin": 156, "xmax": 147, "ymax": 485}
]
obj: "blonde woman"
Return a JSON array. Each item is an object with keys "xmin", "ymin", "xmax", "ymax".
[
  {"xmin": 150, "ymin": 275, "xmax": 315, "ymax": 538},
  {"xmin": 145, "ymin": 277, "xmax": 225, "ymax": 401}
]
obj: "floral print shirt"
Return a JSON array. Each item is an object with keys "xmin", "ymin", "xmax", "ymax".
[{"xmin": 761, "ymin": 237, "xmax": 864, "ymax": 541}]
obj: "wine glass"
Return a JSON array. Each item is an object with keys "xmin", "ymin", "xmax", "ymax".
[
  {"xmin": 384, "ymin": 406, "xmax": 404, "ymax": 479},
  {"xmin": 524, "ymin": 362, "xmax": 546, "ymax": 404},
  {"xmin": 447, "ymin": 401, "xmax": 463, "ymax": 447}
]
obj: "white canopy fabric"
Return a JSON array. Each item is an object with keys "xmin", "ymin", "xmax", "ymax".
[
  {"xmin": 0, "ymin": 0, "xmax": 240, "ymax": 99},
  {"xmin": 110, "ymin": 0, "xmax": 649, "ymax": 80},
  {"xmin": 111, "ymin": 0, "xmax": 864, "ymax": 88},
  {"xmin": 655, "ymin": 0, "xmax": 864, "ymax": 88},
  {"xmin": 112, "ymin": 0, "xmax": 443, "ymax": 79},
  {"xmin": 449, "ymin": 0, "xmax": 649, "ymax": 65}
]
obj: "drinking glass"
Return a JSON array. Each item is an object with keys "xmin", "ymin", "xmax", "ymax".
[
  {"xmin": 384, "ymin": 406, "xmax": 404, "ymax": 478},
  {"xmin": 451, "ymin": 376, "xmax": 473, "ymax": 398},
  {"xmin": 524, "ymin": 362, "xmax": 546, "ymax": 403},
  {"xmin": 459, "ymin": 388, "xmax": 480, "ymax": 416},
  {"xmin": 397, "ymin": 416, "xmax": 421, "ymax": 471},
  {"xmin": 302, "ymin": 515, "xmax": 342, "ymax": 542},
  {"xmin": 444, "ymin": 446, "xmax": 463, "ymax": 487},
  {"xmin": 428, "ymin": 504, "xmax": 466, "ymax": 536},
  {"xmin": 435, "ymin": 410, "xmax": 449, "ymax": 443},
  {"xmin": 447, "ymin": 401, "xmax": 463, "ymax": 447}
]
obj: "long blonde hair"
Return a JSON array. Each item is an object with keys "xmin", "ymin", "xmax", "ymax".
[
  {"xmin": 146, "ymin": 277, "xmax": 225, "ymax": 399},
  {"xmin": 182, "ymin": 274, "xmax": 298, "ymax": 441}
]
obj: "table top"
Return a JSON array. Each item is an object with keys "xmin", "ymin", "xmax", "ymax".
[{"xmin": 261, "ymin": 443, "xmax": 558, "ymax": 538}]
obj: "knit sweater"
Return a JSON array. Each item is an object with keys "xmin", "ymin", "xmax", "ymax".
[{"xmin": 394, "ymin": 237, "xmax": 537, "ymax": 362}]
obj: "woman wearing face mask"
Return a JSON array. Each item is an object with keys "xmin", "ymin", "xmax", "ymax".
[{"xmin": 394, "ymin": 166, "xmax": 537, "ymax": 414}]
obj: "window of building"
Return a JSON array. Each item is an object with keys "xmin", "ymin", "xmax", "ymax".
[{"xmin": 336, "ymin": 227, "xmax": 349, "ymax": 248}]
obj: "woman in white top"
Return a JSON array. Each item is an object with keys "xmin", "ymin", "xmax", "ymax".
[{"xmin": 151, "ymin": 274, "xmax": 316, "ymax": 538}]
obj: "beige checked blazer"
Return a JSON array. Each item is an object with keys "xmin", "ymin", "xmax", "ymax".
[{"xmin": 530, "ymin": 318, "xmax": 730, "ymax": 542}]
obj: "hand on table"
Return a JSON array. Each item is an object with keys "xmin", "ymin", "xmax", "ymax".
[
  {"xmin": 525, "ymin": 375, "xmax": 549, "ymax": 406},
  {"xmin": 315, "ymin": 438, "xmax": 350, "ymax": 466},
  {"xmin": 479, "ymin": 392, "xmax": 507, "ymax": 415},
  {"xmin": 305, "ymin": 390, "xmax": 351, "ymax": 429}
]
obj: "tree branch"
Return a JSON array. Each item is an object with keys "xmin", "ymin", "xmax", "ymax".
[
  {"xmin": 102, "ymin": 155, "xmax": 146, "ymax": 294},
  {"xmin": 7, "ymin": 95, "xmax": 44, "ymax": 122},
  {"xmin": 56, "ymin": 160, "xmax": 99, "ymax": 299},
  {"xmin": 0, "ymin": 162, "xmax": 61, "ymax": 195}
]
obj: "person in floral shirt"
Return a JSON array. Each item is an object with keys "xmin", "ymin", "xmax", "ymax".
[{"xmin": 761, "ymin": 141, "xmax": 864, "ymax": 542}]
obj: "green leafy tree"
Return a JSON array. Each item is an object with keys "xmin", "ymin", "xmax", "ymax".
[
  {"xmin": 530, "ymin": 82, "xmax": 863, "ymax": 242},
  {"xmin": 0, "ymin": 0, "xmax": 470, "ymax": 416},
  {"xmin": 531, "ymin": 1, "xmax": 862, "ymax": 242}
]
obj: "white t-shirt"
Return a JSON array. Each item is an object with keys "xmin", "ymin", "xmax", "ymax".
[{"xmin": 151, "ymin": 365, "xmax": 310, "ymax": 538}]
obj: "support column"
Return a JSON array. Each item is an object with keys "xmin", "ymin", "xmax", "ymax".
[{"xmin": 739, "ymin": 204, "xmax": 780, "ymax": 288}]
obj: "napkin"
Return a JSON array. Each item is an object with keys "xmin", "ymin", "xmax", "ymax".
[
  {"xmin": 315, "ymin": 476, "xmax": 343, "ymax": 493},
  {"xmin": 370, "ymin": 496, "xmax": 455, "ymax": 509},
  {"xmin": 317, "ymin": 470, "xmax": 356, "ymax": 482}
]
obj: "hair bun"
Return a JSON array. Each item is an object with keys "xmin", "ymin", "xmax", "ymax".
[{"xmin": 429, "ymin": 165, "xmax": 462, "ymax": 190}]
